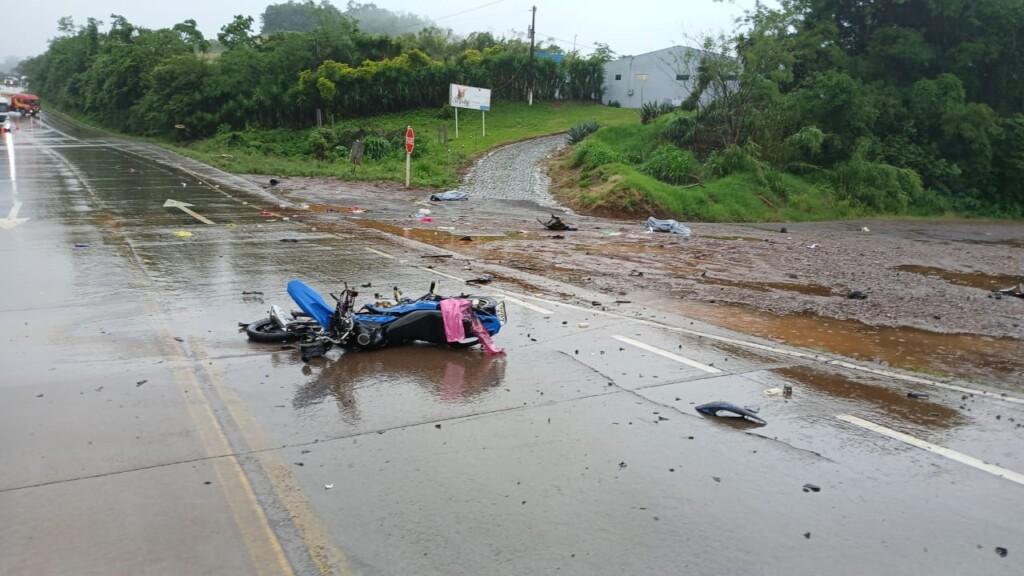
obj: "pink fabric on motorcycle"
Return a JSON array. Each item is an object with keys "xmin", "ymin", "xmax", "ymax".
[{"xmin": 440, "ymin": 298, "xmax": 504, "ymax": 355}]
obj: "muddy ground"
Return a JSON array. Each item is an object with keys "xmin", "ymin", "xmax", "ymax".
[{"xmin": 250, "ymin": 157, "xmax": 1023, "ymax": 386}]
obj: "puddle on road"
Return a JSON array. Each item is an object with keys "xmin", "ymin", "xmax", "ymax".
[
  {"xmin": 358, "ymin": 219, "xmax": 509, "ymax": 248},
  {"xmin": 671, "ymin": 300, "xmax": 1024, "ymax": 388},
  {"xmin": 895, "ymin": 265, "xmax": 1022, "ymax": 291},
  {"xmin": 774, "ymin": 365, "xmax": 964, "ymax": 430},
  {"xmin": 293, "ymin": 346, "xmax": 507, "ymax": 421},
  {"xmin": 700, "ymin": 276, "xmax": 834, "ymax": 297}
]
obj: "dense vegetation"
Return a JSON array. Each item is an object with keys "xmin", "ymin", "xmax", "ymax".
[
  {"xmin": 262, "ymin": 2, "xmax": 436, "ymax": 36},
  {"xmin": 562, "ymin": 0, "xmax": 1024, "ymax": 218},
  {"xmin": 176, "ymin": 103, "xmax": 636, "ymax": 187},
  {"xmin": 19, "ymin": 3, "xmax": 608, "ymax": 139}
]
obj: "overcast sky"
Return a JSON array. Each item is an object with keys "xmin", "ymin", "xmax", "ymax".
[{"xmin": 15, "ymin": 0, "xmax": 762, "ymax": 59}]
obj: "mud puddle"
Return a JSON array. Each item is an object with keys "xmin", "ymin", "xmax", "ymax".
[
  {"xmin": 700, "ymin": 276, "xmax": 834, "ymax": 297},
  {"xmin": 670, "ymin": 299, "xmax": 1024, "ymax": 388},
  {"xmin": 773, "ymin": 365, "xmax": 965, "ymax": 431},
  {"xmin": 357, "ymin": 219, "xmax": 512, "ymax": 248},
  {"xmin": 895, "ymin": 265, "xmax": 1022, "ymax": 291}
]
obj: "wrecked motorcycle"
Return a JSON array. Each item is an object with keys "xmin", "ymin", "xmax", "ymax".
[{"xmin": 243, "ymin": 280, "xmax": 506, "ymax": 361}]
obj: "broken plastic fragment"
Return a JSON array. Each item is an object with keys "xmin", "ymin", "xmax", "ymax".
[
  {"xmin": 695, "ymin": 401, "xmax": 767, "ymax": 426},
  {"xmin": 174, "ymin": 230, "xmax": 193, "ymax": 238}
]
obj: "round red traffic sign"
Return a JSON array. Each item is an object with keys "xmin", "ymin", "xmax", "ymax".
[{"xmin": 405, "ymin": 126, "xmax": 415, "ymax": 154}]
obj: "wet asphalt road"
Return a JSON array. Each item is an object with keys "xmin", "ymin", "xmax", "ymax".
[{"xmin": 1, "ymin": 113, "xmax": 1022, "ymax": 575}]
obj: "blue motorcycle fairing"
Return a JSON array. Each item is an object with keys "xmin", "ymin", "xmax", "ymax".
[
  {"xmin": 287, "ymin": 279, "xmax": 334, "ymax": 328},
  {"xmin": 362, "ymin": 301, "xmax": 439, "ymax": 315}
]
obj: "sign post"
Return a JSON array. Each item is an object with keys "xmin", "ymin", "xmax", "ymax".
[
  {"xmin": 449, "ymin": 83, "xmax": 492, "ymax": 140},
  {"xmin": 404, "ymin": 126, "xmax": 415, "ymax": 188}
]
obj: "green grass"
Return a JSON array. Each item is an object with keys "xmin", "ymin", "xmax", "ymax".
[
  {"xmin": 557, "ymin": 113, "xmax": 957, "ymax": 222},
  {"xmin": 171, "ymin": 102, "xmax": 638, "ymax": 188}
]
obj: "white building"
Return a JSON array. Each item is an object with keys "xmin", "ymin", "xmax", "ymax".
[{"xmin": 602, "ymin": 45, "xmax": 726, "ymax": 108}]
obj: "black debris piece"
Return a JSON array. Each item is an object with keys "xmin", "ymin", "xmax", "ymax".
[
  {"xmin": 802, "ymin": 483, "xmax": 821, "ymax": 493},
  {"xmin": 269, "ymin": 178, "xmax": 279, "ymax": 186},
  {"xmin": 695, "ymin": 401, "xmax": 767, "ymax": 426},
  {"xmin": 279, "ymin": 238, "xmax": 300, "ymax": 243},
  {"xmin": 995, "ymin": 547, "xmax": 1008, "ymax": 558},
  {"xmin": 466, "ymin": 274, "xmax": 494, "ymax": 285},
  {"xmin": 907, "ymin": 391, "xmax": 930, "ymax": 400},
  {"xmin": 242, "ymin": 291, "xmax": 264, "ymax": 295},
  {"xmin": 538, "ymin": 214, "xmax": 578, "ymax": 231},
  {"xmin": 847, "ymin": 290, "xmax": 869, "ymax": 300},
  {"xmin": 136, "ymin": 380, "xmax": 147, "ymax": 387}
]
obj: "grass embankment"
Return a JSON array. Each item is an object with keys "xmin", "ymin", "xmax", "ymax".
[
  {"xmin": 170, "ymin": 102, "xmax": 638, "ymax": 188},
  {"xmin": 553, "ymin": 112, "xmax": 953, "ymax": 222}
]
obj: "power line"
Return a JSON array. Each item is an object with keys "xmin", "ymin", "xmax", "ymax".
[
  {"xmin": 435, "ymin": 0, "xmax": 510, "ymax": 22},
  {"xmin": 390, "ymin": 0, "xmax": 510, "ymax": 34}
]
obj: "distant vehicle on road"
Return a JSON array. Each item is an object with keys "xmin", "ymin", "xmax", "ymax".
[
  {"xmin": 0, "ymin": 96, "xmax": 11, "ymax": 133},
  {"xmin": 10, "ymin": 93, "xmax": 39, "ymax": 116}
]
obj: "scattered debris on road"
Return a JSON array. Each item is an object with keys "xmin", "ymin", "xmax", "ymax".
[
  {"xmin": 802, "ymin": 483, "xmax": 822, "ymax": 493},
  {"xmin": 135, "ymin": 380, "xmax": 147, "ymax": 387},
  {"xmin": 430, "ymin": 190, "xmax": 469, "ymax": 201},
  {"xmin": 538, "ymin": 214, "xmax": 578, "ymax": 231},
  {"xmin": 847, "ymin": 290, "xmax": 869, "ymax": 300},
  {"xmin": 73, "ymin": 243, "xmax": 90, "ymax": 248},
  {"xmin": 466, "ymin": 274, "xmax": 494, "ymax": 285},
  {"xmin": 695, "ymin": 401, "xmax": 767, "ymax": 426},
  {"xmin": 645, "ymin": 217, "xmax": 692, "ymax": 237},
  {"xmin": 907, "ymin": 391, "xmax": 930, "ymax": 399},
  {"xmin": 995, "ymin": 547, "xmax": 1008, "ymax": 558}
]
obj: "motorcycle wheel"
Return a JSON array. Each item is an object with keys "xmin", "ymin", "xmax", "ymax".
[
  {"xmin": 448, "ymin": 338, "xmax": 480, "ymax": 349},
  {"xmin": 245, "ymin": 318, "xmax": 299, "ymax": 343}
]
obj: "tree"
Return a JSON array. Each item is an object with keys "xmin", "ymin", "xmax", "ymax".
[
  {"xmin": 218, "ymin": 15, "xmax": 257, "ymax": 49},
  {"xmin": 173, "ymin": 19, "xmax": 210, "ymax": 54}
]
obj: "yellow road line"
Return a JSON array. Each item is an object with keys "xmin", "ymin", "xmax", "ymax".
[
  {"xmin": 164, "ymin": 352, "xmax": 295, "ymax": 576},
  {"xmin": 52, "ymin": 146, "xmax": 296, "ymax": 575},
  {"xmin": 197, "ymin": 346, "xmax": 354, "ymax": 576}
]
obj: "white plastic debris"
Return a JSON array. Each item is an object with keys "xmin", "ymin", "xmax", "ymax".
[{"xmin": 324, "ymin": 483, "xmax": 334, "ymax": 490}]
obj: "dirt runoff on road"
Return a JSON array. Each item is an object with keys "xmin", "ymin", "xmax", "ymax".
[{"xmin": 251, "ymin": 169, "xmax": 1024, "ymax": 388}]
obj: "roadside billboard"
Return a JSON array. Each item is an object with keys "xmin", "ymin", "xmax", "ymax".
[{"xmin": 449, "ymin": 84, "xmax": 491, "ymax": 111}]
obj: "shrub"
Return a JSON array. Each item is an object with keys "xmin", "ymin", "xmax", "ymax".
[
  {"xmin": 704, "ymin": 142, "xmax": 764, "ymax": 178},
  {"xmin": 642, "ymin": 145, "xmax": 699, "ymax": 185},
  {"xmin": 307, "ymin": 128, "xmax": 332, "ymax": 160},
  {"xmin": 363, "ymin": 135, "xmax": 393, "ymax": 161},
  {"xmin": 784, "ymin": 126, "xmax": 826, "ymax": 164},
  {"xmin": 661, "ymin": 113, "xmax": 696, "ymax": 147},
  {"xmin": 829, "ymin": 157, "xmax": 923, "ymax": 212},
  {"xmin": 572, "ymin": 139, "xmax": 621, "ymax": 170},
  {"xmin": 607, "ymin": 100, "xmax": 622, "ymax": 108},
  {"xmin": 641, "ymin": 101, "xmax": 675, "ymax": 124},
  {"xmin": 567, "ymin": 120, "xmax": 600, "ymax": 144}
]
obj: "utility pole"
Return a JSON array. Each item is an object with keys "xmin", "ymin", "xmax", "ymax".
[{"xmin": 528, "ymin": 5, "xmax": 536, "ymax": 106}]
